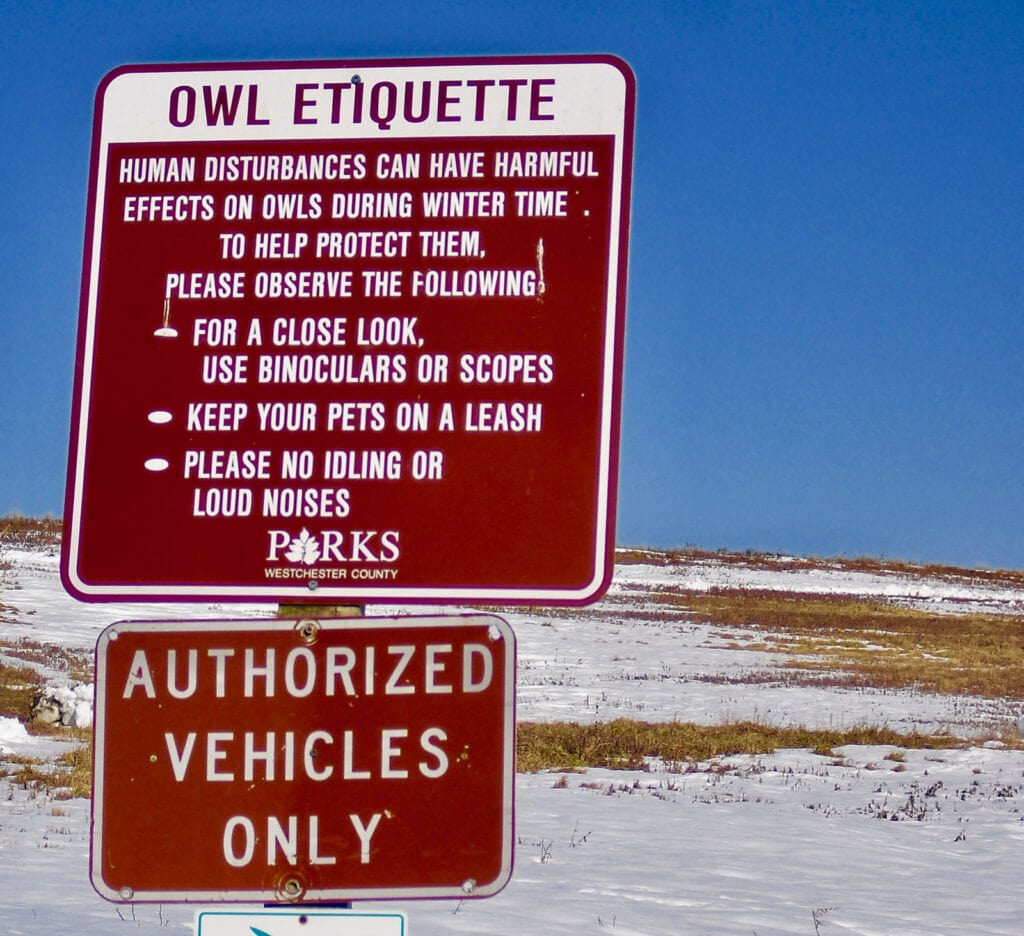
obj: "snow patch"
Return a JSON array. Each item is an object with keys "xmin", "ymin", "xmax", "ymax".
[
  {"xmin": 31, "ymin": 682, "xmax": 94, "ymax": 729},
  {"xmin": 0, "ymin": 715, "xmax": 29, "ymax": 749}
]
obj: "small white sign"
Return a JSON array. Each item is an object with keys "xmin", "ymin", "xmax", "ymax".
[{"xmin": 196, "ymin": 908, "xmax": 407, "ymax": 935}]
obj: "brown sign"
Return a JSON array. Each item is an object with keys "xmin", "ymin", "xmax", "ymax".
[
  {"xmin": 62, "ymin": 56, "xmax": 634, "ymax": 604},
  {"xmin": 90, "ymin": 615, "xmax": 515, "ymax": 903}
]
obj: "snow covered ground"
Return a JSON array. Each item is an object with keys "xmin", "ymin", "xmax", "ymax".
[{"xmin": 2, "ymin": 545, "xmax": 1024, "ymax": 935}]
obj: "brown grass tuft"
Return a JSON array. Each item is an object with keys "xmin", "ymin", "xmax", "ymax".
[
  {"xmin": 516, "ymin": 719, "xmax": 964, "ymax": 773},
  {"xmin": 0, "ymin": 661, "xmax": 45, "ymax": 720},
  {"xmin": 0, "ymin": 515, "xmax": 63, "ymax": 550},
  {"xmin": 643, "ymin": 589, "xmax": 1024, "ymax": 700},
  {"xmin": 616, "ymin": 545, "xmax": 1024, "ymax": 589}
]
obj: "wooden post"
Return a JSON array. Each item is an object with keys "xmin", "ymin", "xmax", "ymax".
[{"xmin": 276, "ymin": 603, "xmax": 365, "ymax": 619}]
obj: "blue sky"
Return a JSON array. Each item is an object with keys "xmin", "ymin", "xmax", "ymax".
[{"xmin": 2, "ymin": 1, "xmax": 1022, "ymax": 569}]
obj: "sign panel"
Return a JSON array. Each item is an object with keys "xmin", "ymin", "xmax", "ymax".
[
  {"xmin": 63, "ymin": 55, "xmax": 635, "ymax": 604},
  {"xmin": 90, "ymin": 615, "xmax": 515, "ymax": 903},
  {"xmin": 196, "ymin": 909, "xmax": 407, "ymax": 935}
]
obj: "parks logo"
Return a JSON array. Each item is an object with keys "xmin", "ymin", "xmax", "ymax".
[{"xmin": 266, "ymin": 528, "xmax": 401, "ymax": 565}]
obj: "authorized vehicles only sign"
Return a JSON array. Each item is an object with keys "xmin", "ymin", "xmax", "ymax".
[
  {"xmin": 63, "ymin": 56, "xmax": 635, "ymax": 604},
  {"xmin": 91, "ymin": 615, "xmax": 515, "ymax": 903}
]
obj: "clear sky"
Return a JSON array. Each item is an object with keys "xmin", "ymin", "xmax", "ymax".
[{"xmin": 2, "ymin": 1, "xmax": 1022, "ymax": 569}]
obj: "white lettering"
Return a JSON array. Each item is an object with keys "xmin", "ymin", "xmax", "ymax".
[
  {"xmin": 350, "ymin": 813, "xmax": 383, "ymax": 864},
  {"xmin": 223, "ymin": 816, "xmax": 256, "ymax": 867},
  {"xmin": 122, "ymin": 649, "xmax": 156, "ymax": 698},
  {"xmin": 165, "ymin": 732, "xmax": 197, "ymax": 782},
  {"xmin": 385, "ymin": 645, "xmax": 416, "ymax": 695}
]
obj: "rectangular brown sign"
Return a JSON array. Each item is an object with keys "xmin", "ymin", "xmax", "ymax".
[{"xmin": 90, "ymin": 615, "xmax": 515, "ymax": 903}]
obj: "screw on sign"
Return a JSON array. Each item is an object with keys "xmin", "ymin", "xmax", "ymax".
[
  {"xmin": 62, "ymin": 55, "xmax": 634, "ymax": 605},
  {"xmin": 90, "ymin": 616, "xmax": 516, "ymax": 903}
]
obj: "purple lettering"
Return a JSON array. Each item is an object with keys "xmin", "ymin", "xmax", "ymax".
[
  {"xmin": 437, "ymin": 80, "xmax": 461, "ymax": 122},
  {"xmin": 293, "ymin": 83, "xmax": 318, "ymax": 125},
  {"xmin": 530, "ymin": 78, "xmax": 555, "ymax": 121},
  {"xmin": 203, "ymin": 85, "xmax": 243, "ymax": 126},
  {"xmin": 169, "ymin": 86, "xmax": 196, "ymax": 127},
  {"xmin": 498, "ymin": 78, "xmax": 528, "ymax": 120},
  {"xmin": 466, "ymin": 79, "xmax": 495, "ymax": 121},
  {"xmin": 246, "ymin": 85, "xmax": 270, "ymax": 126},
  {"xmin": 403, "ymin": 81, "xmax": 431, "ymax": 123}
]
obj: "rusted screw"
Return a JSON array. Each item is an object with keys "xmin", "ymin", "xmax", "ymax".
[{"xmin": 296, "ymin": 620, "xmax": 320, "ymax": 644}]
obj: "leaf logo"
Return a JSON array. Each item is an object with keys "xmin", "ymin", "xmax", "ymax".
[{"xmin": 284, "ymin": 528, "xmax": 321, "ymax": 566}]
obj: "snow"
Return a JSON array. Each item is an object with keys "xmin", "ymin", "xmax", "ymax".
[
  {"xmin": 30, "ymin": 683, "xmax": 95, "ymax": 729},
  {"xmin": 2, "ymin": 546, "xmax": 1024, "ymax": 934},
  {"xmin": 0, "ymin": 716, "xmax": 30, "ymax": 748}
]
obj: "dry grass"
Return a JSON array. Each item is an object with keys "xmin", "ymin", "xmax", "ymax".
[
  {"xmin": 1, "ymin": 515, "xmax": 61, "ymax": 589},
  {"xmin": 615, "ymin": 545, "xmax": 1024, "ymax": 589},
  {"xmin": 0, "ymin": 638, "xmax": 93, "ymax": 684},
  {"xmin": 0, "ymin": 742, "xmax": 92, "ymax": 799},
  {"xmin": 0, "ymin": 514, "xmax": 62, "ymax": 549},
  {"xmin": 0, "ymin": 660, "xmax": 45, "ymax": 720},
  {"xmin": 646, "ymin": 589, "xmax": 1024, "ymax": 700},
  {"xmin": 516, "ymin": 719, "xmax": 965, "ymax": 773},
  {"xmin": 52, "ymin": 743, "xmax": 92, "ymax": 799}
]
